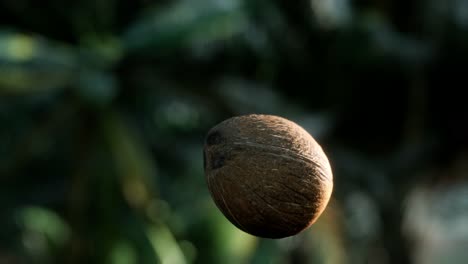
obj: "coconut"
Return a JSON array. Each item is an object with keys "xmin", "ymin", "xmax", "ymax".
[{"xmin": 203, "ymin": 114, "xmax": 333, "ymax": 238}]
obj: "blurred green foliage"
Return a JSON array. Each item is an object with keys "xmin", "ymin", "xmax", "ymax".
[{"xmin": 1, "ymin": 0, "xmax": 468, "ymax": 263}]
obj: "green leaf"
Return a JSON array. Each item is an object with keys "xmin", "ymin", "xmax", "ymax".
[
  {"xmin": 17, "ymin": 206, "xmax": 71, "ymax": 246},
  {"xmin": 147, "ymin": 224, "xmax": 187, "ymax": 264},
  {"xmin": 0, "ymin": 31, "xmax": 77, "ymax": 94},
  {"xmin": 103, "ymin": 110, "xmax": 158, "ymax": 209},
  {"xmin": 75, "ymin": 70, "xmax": 118, "ymax": 106},
  {"xmin": 108, "ymin": 240, "xmax": 138, "ymax": 264},
  {"xmin": 123, "ymin": 0, "xmax": 248, "ymax": 55}
]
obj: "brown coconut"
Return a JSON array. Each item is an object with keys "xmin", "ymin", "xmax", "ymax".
[{"xmin": 203, "ymin": 114, "xmax": 333, "ymax": 239}]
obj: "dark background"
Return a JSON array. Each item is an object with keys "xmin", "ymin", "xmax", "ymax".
[{"xmin": 1, "ymin": 0, "xmax": 468, "ymax": 263}]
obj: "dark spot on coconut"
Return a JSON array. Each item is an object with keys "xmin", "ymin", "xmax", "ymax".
[
  {"xmin": 206, "ymin": 130, "xmax": 224, "ymax": 146},
  {"xmin": 211, "ymin": 153, "xmax": 226, "ymax": 169}
]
